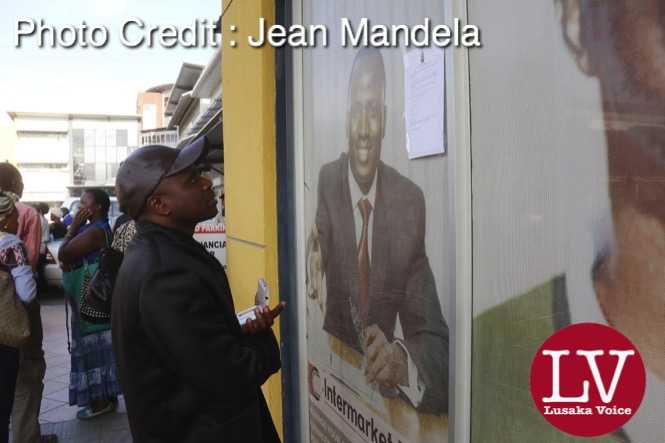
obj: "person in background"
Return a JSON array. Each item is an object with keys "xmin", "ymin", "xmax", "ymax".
[
  {"xmin": 61, "ymin": 207, "xmax": 72, "ymax": 228},
  {"xmin": 111, "ymin": 213, "xmax": 132, "ymax": 235},
  {"xmin": 0, "ymin": 192, "xmax": 37, "ymax": 443},
  {"xmin": 48, "ymin": 210, "xmax": 66, "ymax": 241},
  {"xmin": 58, "ymin": 189, "xmax": 120, "ymax": 420},
  {"xmin": 111, "ymin": 219, "xmax": 136, "ymax": 254},
  {"xmin": 36, "ymin": 204, "xmax": 50, "ymax": 294},
  {"xmin": 0, "ymin": 163, "xmax": 57, "ymax": 443}
]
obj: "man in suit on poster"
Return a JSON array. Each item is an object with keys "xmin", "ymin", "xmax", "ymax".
[{"xmin": 310, "ymin": 48, "xmax": 449, "ymax": 414}]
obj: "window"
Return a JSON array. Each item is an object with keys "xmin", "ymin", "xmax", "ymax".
[
  {"xmin": 116, "ymin": 129, "xmax": 128, "ymax": 146},
  {"xmin": 72, "ymin": 129, "xmax": 84, "ymax": 151},
  {"xmin": 84, "ymin": 129, "xmax": 95, "ymax": 146}
]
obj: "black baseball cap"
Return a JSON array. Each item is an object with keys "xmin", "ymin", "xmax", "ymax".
[{"xmin": 116, "ymin": 136, "xmax": 208, "ymax": 219}]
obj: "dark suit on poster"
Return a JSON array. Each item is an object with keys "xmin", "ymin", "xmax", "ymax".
[{"xmin": 315, "ymin": 153, "xmax": 449, "ymax": 414}]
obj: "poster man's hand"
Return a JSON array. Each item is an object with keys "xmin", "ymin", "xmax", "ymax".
[
  {"xmin": 306, "ymin": 229, "xmax": 323, "ymax": 300},
  {"xmin": 364, "ymin": 324, "xmax": 408, "ymax": 388},
  {"xmin": 242, "ymin": 301, "xmax": 286, "ymax": 334}
]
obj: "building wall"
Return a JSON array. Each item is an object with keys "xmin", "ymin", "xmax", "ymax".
[
  {"xmin": 11, "ymin": 114, "xmax": 139, "ymax": 203},
  {"xmin": 0, "ymin": 120, "xmax": 18, "ymax": 164},
  {"xmin": 140, "ymin": 130, "xmax": 178, "ymax": 147},
  {"xmin": 69, "ymin": 118, "xmax": 139, "ymax": 190},
  {"xmin": 221, "ymin": 0, "xmax": 282, "ymax": 437},
  {"xmin": 13, "ymin": 115, "xmax": 70, "ymax": 203},
  {"xmin": 137, "ymin": 92, "xmax": 165, "ymax": 130},
  {"xmin": 179, "ymin": 99, "xmax": 208, "ymax": 139}
]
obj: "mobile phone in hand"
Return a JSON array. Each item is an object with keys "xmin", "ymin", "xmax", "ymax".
[{"xmin": 237, "ymin": 278, "xmax": 270, "ymax": 326}]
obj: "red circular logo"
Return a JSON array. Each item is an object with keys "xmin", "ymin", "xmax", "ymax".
[{"xmin": 530, "ymin": 323, "xmax": 646, "ymax": 437}]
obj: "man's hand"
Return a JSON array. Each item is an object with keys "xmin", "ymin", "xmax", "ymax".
[
  {"xmin": 364, "ymin": 324, "xmax": 408, "ymax": 388},
  {"xmin": 242, "ymin": 301, "xmax": 286, "ymax": 334}
]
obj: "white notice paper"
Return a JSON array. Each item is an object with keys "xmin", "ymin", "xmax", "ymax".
[{"xmin": 404, "ymin": 47, "xmax": 446, "ymax": 159}]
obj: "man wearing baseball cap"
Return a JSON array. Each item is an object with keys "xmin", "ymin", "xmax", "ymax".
[{"xmin": 112, "ymin": 137, "xmax": 284, "ymax": 443}]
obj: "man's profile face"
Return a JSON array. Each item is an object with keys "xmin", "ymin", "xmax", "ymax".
[
  {"xmin": 347, "ymin": 55, "xmax": 385, "ymax": 191},
  {"xmin": 154, "ymin": 166, "xmax": 218, "ymax": 225},
  {"xmin": 569, "ymin": 0, "xmax": 665, "ymax": 378}
]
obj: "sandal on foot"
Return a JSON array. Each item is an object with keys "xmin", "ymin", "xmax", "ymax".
[{"xmin": 76, "ymin": 402, "xmax": 114, "ymax": 420}]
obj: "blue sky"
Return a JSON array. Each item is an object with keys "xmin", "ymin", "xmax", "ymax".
[{"xmin": 0, "ymin": 0, "xmax": 220, "ymax": 118}]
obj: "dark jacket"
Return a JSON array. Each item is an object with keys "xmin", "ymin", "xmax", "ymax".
[
  {"xmin": 316, "ymin": 153, "xmax": 449, "ymax": 414},
  {"xmin": 112, "ymin": 221, "xmax": 281, "ymax": 443}
]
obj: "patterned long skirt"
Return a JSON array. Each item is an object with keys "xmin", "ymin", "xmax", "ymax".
[{"xmin": 68, "ymin": 318, "xmax": 121, "ymax": 407}]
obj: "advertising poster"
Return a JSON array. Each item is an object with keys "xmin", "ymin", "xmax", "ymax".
[
  {"xmin": 301, "ymin": 2, "xmax": 452, "ymax": 442},
  {"xmin": 469, "ymin": 1, "xmax": 665, "ymax": 442},
  {"xmin": 193, "ymin": 221, "xmax": 226, "ymax": 266}
]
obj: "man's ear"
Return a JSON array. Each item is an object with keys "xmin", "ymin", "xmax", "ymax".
[
  {"xmin": 558, "ymin": 0, "xmax": 594, "ymax": 75},
  {"xmin": 145, "ymin": 195, "xmax": 171, "ymax": 217}
]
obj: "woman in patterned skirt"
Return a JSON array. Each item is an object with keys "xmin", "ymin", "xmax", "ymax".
[{"xmin": 58, "ymin": 189, "xmax": 121, "ymax": 420}]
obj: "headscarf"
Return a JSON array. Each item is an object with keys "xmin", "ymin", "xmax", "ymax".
[{"xmin": 0, "ymin": 190, "xmax": 17, "ymax": 225}]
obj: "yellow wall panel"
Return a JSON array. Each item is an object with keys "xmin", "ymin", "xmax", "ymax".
[
  {"xmin": 221, "ymin": 0, "xmax": 281, "ymax": 437},
  {"xmin": 226, "ymin": 238, "xmax": 282, "ymax": 422},
  {"xmin": 222, "ymin": 0, "xmax": 277, "ymax": 245}
]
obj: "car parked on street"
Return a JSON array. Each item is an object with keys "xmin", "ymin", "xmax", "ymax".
[{"xmin": 44, "ymin": 239, "xmax": 64, "ymax": 288}]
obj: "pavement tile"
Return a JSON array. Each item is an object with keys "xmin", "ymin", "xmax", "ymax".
[
  {"xmin": 45, "ymin": 353, "xmax": 70, "ymax": 367},
  {"xmin": 44, "ymin": 387, "xmax": 70, "ymax": 403},
  {"xmin": 101, "ymin": 427, "xmax": 133, "ymax": 443},
  {"xmin": 46, "ymin": 361, "xmax": 71, "ymax": 376},
  {"xmin": 43, "ymin": 380, "xmax": 68, "ymax": 396},
  {"xmin": 39, "ymin": 404, "xmax": 79, "ymax": 423},
  {"xmin": 44, "ymin": 363, "xmax": 71, "ymax": 379},
  {"xmin": 39, "ymin": 397, "xmax": 66, "ymax": 414},
  {"xmin": 51, "ymin": 373, "xmax": 71, "ymax": 384},
  {"xmin": 41, "ymin": 419, "xmax": 102, "ymax": 442},
  {"xmin": 38, "ymin": 290, "xmax": 132, "ymax": 442},
  {"xmin": 43, "ymin": 350, "xmax": 71, "ymax": 360},
  {"xmin": 102, "ymin": 409, "xmax": 130, "ymax": 431}
]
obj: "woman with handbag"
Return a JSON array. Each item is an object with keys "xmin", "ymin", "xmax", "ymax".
[
  {"xmin": 0, "ymin": 192, "xmax": 36, "ymax": 443},
  {"xmin": 58, "ymin": 189, "xmax": 121, "ymax": 420}
]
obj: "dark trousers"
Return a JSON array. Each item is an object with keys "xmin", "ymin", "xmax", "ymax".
[
  {"xmin": 36, "ymin": 254, "xmax": 47, "ymax": 293},
  {"xmin": 0, "ymin": 345, "xmax": 19, "ymax": 443},
  {"xmin": 11, "ymin": 303, "xmax": 45, "ymax": 443}
]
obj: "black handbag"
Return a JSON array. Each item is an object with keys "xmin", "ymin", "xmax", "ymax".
[{"xmin": 80, "ymin": 247, "xmax": 123, "ymax": 324}]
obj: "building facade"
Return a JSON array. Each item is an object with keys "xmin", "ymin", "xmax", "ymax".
[
  {"xmin": 137, "ymin": 84, "xmax": 179, "ymax": 147},
  {"xmin": 8, "ymin": 112, "xmax": 140, "ymax": 203}
]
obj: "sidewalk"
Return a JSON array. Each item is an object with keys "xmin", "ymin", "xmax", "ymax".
[{"xmin": 21, "ymin": 289, "xmax": 132, "ymax": 442}]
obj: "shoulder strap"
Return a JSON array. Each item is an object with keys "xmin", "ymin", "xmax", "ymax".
[
  {"xmin": 90, "ymin": 222, "xmax": 112, "ymax": 248},
  {"xmin": 102, "ymin": 226, "xmax": 112, "ymax": 248}
]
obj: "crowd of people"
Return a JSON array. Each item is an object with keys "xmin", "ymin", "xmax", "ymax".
[{"xmin": 0, "ymin": 136, "xmax": 284, "ymax": 443}]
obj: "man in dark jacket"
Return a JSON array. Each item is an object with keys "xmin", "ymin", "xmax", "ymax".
[{"xmin": 112, "ymin": 138, "xmax": 283, "ymax": 443}]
